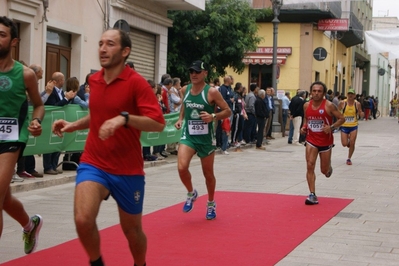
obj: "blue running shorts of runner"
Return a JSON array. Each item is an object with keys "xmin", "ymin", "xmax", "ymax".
[
  {"xmin": 340, "ymin": 126, "xmax": 358, "ymax": 134},
  {"xmin": 76, "ymin": 163, "xmax": 145, "ymax": 214}
]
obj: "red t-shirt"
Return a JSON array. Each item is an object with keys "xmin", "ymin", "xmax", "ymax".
[
  {"xmin": 80, "ymin": 66, "xmax": 165, "ymax": 175},
  {"xmin": 305, "ymin": 99, "xmax": 334, "ymax": 147},
  {"xmin": 221, "ymin": 118, "xmax": 230, "ymax": 132}
]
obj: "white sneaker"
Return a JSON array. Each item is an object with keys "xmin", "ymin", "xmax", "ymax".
[
  {"xmin": 222, "ymin": 151, "xmax": 229, "ymax": 155},
  {"xmin": 153, "ymin": 153, "xmax": 164, "ymax": 160},
  {"xmin": 239, "ymin": 140, "xmax": 246, "ymax": 145},
  {"xmin": 12, "ymin": 174, "xmax": 24, "ymax": 183}
]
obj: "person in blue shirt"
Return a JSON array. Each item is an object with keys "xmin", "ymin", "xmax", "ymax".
[{"xmin": 281, "ymin": 92, "xmax": 291, "ymax": 137}]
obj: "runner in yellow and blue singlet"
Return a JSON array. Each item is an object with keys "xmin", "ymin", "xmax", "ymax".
[{"xmin": 338, "ymin": 88, "xmax": 364, "ymax": 165}]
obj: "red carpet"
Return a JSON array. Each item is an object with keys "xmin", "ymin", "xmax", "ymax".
[{"xmin": 2, "ymin": 192, "xmax": 352, "ymax": 266}]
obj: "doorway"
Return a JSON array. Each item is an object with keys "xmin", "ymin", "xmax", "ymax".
[{"xmin": 249, "ymin": 64, "xmax": 272, "ymax": 89}]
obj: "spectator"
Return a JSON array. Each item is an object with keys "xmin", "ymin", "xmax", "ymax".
[
  {"xmin": 165, "ymin": 77, "xmax": 182, "ymax": 155},
  {"xmin": 231, "ymin": 82, "xmax": 247, "ymax": 147},
  {"xmin": 77, "ymin": 73, "xmax": 92, "ymax": 102},
  {"xmin": 281, "ymin": 91, "xmax": 291, "ymax": 137},
  {"xmin": 254, "ymin": 89, "xmax": 268, "ymax": 150},
  {"xmin": 66, "ymin": 77, "xmax": 89, "ymax": 109},
  {"xmin": 43, "ymin": 72, "xmax": 76, "ymax": 175},
  {"xmin": 264, "ymin": 87, "xmax": 274, "ymax": 141},
  {"xmin": 243, "ymin": 83, "xmax": 258, "ymax": 144},
  {"xmin": 289, "ymin": 90, "xmax": 306, "ymax": 145}
]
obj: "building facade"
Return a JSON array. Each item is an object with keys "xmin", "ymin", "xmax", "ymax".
[
  {"xmin": 227, "ymin": 0, "xmax": 371, "ymax": 100},
  {"xmin": 371, "ymin": 16, "xmax": 399, "ymax": 116},
  {"xmin": 1, "ymin": 0, "xmax": 204, "ymax": 90}
]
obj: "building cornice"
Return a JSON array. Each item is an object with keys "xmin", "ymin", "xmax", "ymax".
[
  {"xmin": 112, "ymin": 0, "xmax": 173, "ymax": 27},
  {"xmin": 8, "ymin": 0, "xmax": 41, "ymax": 18}
]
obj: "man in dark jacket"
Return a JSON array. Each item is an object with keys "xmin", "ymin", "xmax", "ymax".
[
  {"xmin": 255, "ymin": 89, "xmax": 269, "ymax": 150},
  {"xmin": 289, "ymin": 90, "xmax": 306, "ymax": 145},
  {"xmin": 43, "ymin": 72, "xmax": 75, "ymax": 175}
]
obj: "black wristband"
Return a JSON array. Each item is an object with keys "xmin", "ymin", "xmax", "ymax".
[
  {"xmin": 32, "ymin": 118, "xmax": 42, "ymax": 124},
  {"xmin": 120, "ymin": 111, "xmax": 129, "ymax": 128}
]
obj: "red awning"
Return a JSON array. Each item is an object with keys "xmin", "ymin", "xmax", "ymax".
[{"xmin": 243, "ymin": 56, "xmax": 287, "ymax": 65}]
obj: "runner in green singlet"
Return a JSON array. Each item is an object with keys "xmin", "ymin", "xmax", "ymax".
[
  {"xmin": 175, "ymin": 60, "xmax": 231, "ymax": 220},
  {"xmin": 0, "ymin": 16, "xmax": 44, "ymax": 254}
]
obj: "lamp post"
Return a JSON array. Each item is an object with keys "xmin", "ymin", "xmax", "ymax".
[{"xmin": 271, "ymin": 0, "xmax": 283, "ymax": 90}]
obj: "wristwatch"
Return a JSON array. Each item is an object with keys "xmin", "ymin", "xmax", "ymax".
[
  {"xmin": 32, "ymin": 118, "xmax": 42, "ymax": 124},
  {"xmin": 120, "ymin": 111, "xmax": 129, "ymax": 128},
  {"xmin": 330, "ymin": 125, "xmax": 336, "ymax": 131},
  {"xmin": 212, "ymin": 113, "xmax": 217, "ymax": 120}
]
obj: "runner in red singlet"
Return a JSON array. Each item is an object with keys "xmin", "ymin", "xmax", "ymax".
[{"xmin": 300, "ymin": 81, "xmax": 345, "ymax": 205}]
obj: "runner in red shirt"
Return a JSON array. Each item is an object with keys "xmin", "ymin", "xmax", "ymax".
[
  {"xmin": 300, "ymin": 81, "xmax": 345, "ymax": 205},
  {"xmin": 52, "ymin": 29, "xmax": 165, "ymax": 266}
]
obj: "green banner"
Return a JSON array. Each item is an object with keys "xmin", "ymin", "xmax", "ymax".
[{"xmin": 24, "ymin": 106, "xmax": 182, "ymax": 156}]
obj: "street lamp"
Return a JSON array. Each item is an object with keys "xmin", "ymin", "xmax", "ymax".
[{"xmin": 271, "ymin": 0, "xmax": 283, "ymax": 90}]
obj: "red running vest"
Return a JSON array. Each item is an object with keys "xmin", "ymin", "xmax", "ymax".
[{"xmin": 305, "ymin": 99, "xmax": 334, "ymax": 146}]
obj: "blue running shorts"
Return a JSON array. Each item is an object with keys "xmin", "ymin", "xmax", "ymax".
[
  {"xmin": 340, "ymin": 126, "xmax": 358, "ymax": 134},
  {"xmin": 76, "ymin": 163, "xmax": 145, "ymax": 214}
]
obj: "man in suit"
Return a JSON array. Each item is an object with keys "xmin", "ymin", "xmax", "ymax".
[
  {"xmin": 42, "ymin": 72, "xmax": 76, "ymax": 175},
  {"xmin": 263, "ymin": 87, "xmax": 274, "ymax": 142}
]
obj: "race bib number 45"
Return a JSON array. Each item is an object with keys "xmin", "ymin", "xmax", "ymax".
[
  {"xmin": 308, "ymin": 120, "xmax": 324, "ymax": 132},
  {"xmin": 188, "ymin": 120, "xmax": 209, "ymax": 135},
  {"xmin": 0, "ymin": 117, "xmax": 19, "ymax": 140}
]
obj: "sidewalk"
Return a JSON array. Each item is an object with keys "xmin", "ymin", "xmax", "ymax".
[
  {"xmin": 10, "ymin": 153, "xmax": 170, "ymax": 194},
  {"xmin": 3, "ymin": 116, "xmax": 399, "ymax": 265}
]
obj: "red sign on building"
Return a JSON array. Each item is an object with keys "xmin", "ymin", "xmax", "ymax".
[{"xmin": 318, "ymin": 19, "xmax": 349, "ymax": 31}]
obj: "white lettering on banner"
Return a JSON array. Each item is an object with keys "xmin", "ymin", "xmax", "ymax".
[
  {"xmin": 251, "ymin": 47, "xmax": 292, "ymax": 55},
  {"xmin": 242, "ymin": 58, "xmax": 286, "ymax": 65}
]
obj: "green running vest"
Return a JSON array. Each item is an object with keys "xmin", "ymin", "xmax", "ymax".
[
  {"xmin": 181, "ymin": 84, "xmax": 215, "ymax": 144},
  {"xmin": 0, "ymin": 61, "xmax": 29, "ymax": 143}
]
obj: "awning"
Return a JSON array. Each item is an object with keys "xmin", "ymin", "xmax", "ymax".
[{"xmin": 243, "ymin": 56, "xmax": 287, "ymax": 65}]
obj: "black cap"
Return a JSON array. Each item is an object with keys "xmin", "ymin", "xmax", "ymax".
[{"xmin": 188, "ymin": 60, "xmax": 207, "ymax": 72}]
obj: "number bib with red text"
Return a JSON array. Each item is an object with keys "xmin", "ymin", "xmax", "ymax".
[{"xmin": 308, "ymin": 120, "xmax": 324, "ymax": 132}]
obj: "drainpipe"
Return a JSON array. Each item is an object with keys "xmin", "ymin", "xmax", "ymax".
[{"xmin": 104, "ymin": 0, "xmax": 110, "ymax": 31}]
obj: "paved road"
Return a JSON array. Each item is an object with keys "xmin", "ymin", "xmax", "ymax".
[{"xmin": 1, "ymin": 117, "xmax": 399, "ymax": 265}]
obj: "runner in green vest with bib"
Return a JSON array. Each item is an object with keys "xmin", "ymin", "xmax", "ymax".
[
  {"xmin": 175, "ymin": 60, "xmax": 231, "ymax": 220},
  {"xmin": 0, "ymin": 16, "xmax": 44, "ymax": 254}
]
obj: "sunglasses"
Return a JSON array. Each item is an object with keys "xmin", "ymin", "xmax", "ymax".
[{"xmin": 189, "ymin": 69, "xmax": 202, "ymax": 74}]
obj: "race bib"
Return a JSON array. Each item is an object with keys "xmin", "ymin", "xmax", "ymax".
[
  {"xmin": 308, "ymin": 120, "xmax": 324, "ymax": 132},
  {"xmin": 188, "ymin": 120, "xmax": 208, "ymax": 135},
  {"xmin": 345, "ymin": 116, "xmax": 355, "ymax": 122},
  {"xmin": 0, "ymin": 117, "xmax": 19, "ymax": 140}
]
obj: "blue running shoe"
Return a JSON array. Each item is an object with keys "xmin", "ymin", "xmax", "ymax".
[
  {"xmin": 305, "ymin": 193, "xmax": 319, "ymax": 205},
  {"xmin": 206, "ymin": 201, "xmax": 217, "ymax": 220},
  {"xmin": 183, "ymin": 189, "xmax": 198, "ymax": 213}
]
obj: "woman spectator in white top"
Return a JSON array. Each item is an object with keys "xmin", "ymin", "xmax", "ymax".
[{"xmin": 169, "ymin": 77, "xmax": 182, "ymax": 113}]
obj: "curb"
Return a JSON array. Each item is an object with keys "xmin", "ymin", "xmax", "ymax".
[
  {"xmin": 10, "ymin": 142, "xmax": 265, "ymax": 194},
  {"xmin": 10, "ymin": 157, "xmax": 169, "ymax": 194}
]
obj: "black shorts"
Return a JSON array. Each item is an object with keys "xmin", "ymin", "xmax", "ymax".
[
  {"xmin": 0, "ymin": 142, "xmax": 25, "ymax": 159},
  {"xmin": 305, "ymin": 141, "xmax": 334, "ymax": 153}
]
